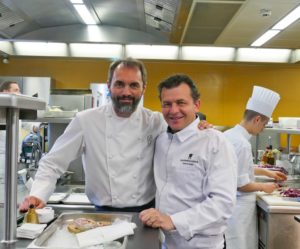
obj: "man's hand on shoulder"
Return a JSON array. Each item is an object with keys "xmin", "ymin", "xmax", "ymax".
[{"xmin": 198, "ymin": 120, "xmax": 213, "ymax": 130}]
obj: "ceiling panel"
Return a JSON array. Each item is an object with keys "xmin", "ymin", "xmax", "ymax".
[
  {"xmin": 182, "ymin": 1, "xmax": 242, "ymax": 44},
  {"xmin": 91, "ymin": 0, "xmax": 146, "ymax": 30},
  {"xmin": 0, "ymin": 0, "xmax": 300, "ymax": 49},
  {"xmin": 216, "ymin": 0, "xmax": 300, "ymax": 48},
  {"xmin": 0, "ymin": 1, "xmax": 23, "ymax": 30}
]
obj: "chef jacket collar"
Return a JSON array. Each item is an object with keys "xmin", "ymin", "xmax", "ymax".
[
  {"xmin": 235, "ymin": 124, "xmax": 252, "ymax": 141},
  {"xmin": 167, "ymin": 117, "xmax": 200, "ymax": 142}
]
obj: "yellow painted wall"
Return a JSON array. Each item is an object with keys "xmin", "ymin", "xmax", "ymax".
[{"xmin": 1, "ymin": 57, "xmax": 300, "ymax": 148}]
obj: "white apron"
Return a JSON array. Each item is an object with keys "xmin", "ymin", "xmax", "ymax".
[{"xmin": 225, "ymin": 194, "xmax": 258, "ymax": 249}]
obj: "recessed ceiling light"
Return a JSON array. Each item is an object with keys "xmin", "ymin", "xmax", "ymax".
[
  {"xmin": 251, "ymin": 30, "xmax": 280, "ymax": 47},
  {"xmin": 272, "ymin": 5, "xmax": 300, "ymax": 30},
  {"xmin": 251, "ymin": 5, "xmax": 300, "ymax": 47},
  {"xmin": 73, "ymin": 4, "xmax": 96, "ymax": 25},
  {"xmin": 70, "ymin": 0, "xmax": 83, "ymax": 3}
]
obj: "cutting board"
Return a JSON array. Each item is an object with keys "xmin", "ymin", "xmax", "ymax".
[{"xmin": 259, "ymin": 193, "xmax": 300, "ymax": 207}]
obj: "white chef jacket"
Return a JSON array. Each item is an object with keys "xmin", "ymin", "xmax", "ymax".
[
  {"xmin": 224, "ymin": 124, "xmax": 258, "ymax": 249},
  {"xmin": 154, "ymin": 118, "xmax": 237, "ymax": 249},
  {"xmin": 30, "ymin": 102, "xmax": 166, "ymax": 207}
]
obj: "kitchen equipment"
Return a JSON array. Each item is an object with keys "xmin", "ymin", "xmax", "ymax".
[
  {"xmin": 257, "ymin": 196, "xmax": 300, "ymax": 249},
  {"xmin": 27, "ymin": 212, "xmax": 132, "ymax": 249}
]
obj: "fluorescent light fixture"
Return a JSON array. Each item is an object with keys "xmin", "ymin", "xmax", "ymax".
[
  {"xmin": 70, "ymin": 0, "xmax": 83, "ymax": 3},
  {"xmin": 272, "ymin": 5, "xmax": 300, "ymax": 30},
  {"xmin": 251, "ymin": 30, "xmax": 280, "ymax": 47},
  {"xmin": 125, "ymin": 45, "xmax": 178, "ymax": 59},
  {"xmin": 87, "ymin": 25, "xmax": 105, "ymax": 41},
  {"xmin": 73, "ymin": 4, "xmax": 96, "ymax": 25},
  {"xmin": 70, "ymin": 43, "xmax": 123, "ymax": 58},
  {"xmin": 0, "ymin": 41, "xmax": 13, "ymax": 54},
  {"xmin": 14, "ymin": 42, "xmax": 68, "ymax": 56},
  {"xmin": 237, "ymin": 48, "xmax": 291, "ymax": 63},
  {"xmin": 181, "ymin": 46, "xmax": 235, "ymax": 61},
  {"xmin": 251, "ymin": 5, "xmax": 300, "ymax": 47},
  {"xmin": 290, "ymin": 49, "xmax": 300, "ymax": 63}
]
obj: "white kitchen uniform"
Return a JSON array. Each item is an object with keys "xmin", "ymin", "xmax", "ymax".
[
  {"xmin": 155, "ymin": 118, "xmax": 237, "ymax": 249},
  {"xmin": 224, "ymin": 124, "xmax": 258, "ymax": 249},
  {"xmin": 30, "ymin": 102, "xmax": 166, "ymax": 207}
]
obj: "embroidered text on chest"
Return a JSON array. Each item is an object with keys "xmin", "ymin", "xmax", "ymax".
[{"xmin": 180, "ymin": 153, "xmax": 199, "ymax": 165}]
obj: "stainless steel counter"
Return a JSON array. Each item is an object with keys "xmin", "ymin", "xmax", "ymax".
[
  {"xmin": 0, "ymin": 207, "xmax": 160, "ymax": 249},
  {"xmin": 0, "ymin": 182, "xmax": 160, "ymax": 249},
  {"xmin": 257, "ymin": 196, "xmax": 300, "ymax": 249}
]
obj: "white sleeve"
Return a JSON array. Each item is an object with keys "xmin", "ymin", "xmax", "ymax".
[
  {"xmin": 30, "ymin": 116, "xmax": 85, "ymax": 203},
  {"xmin": 170, "ymin": 136, "xmax": 237, "ymax": 240},
  {"xmin": 229, "ymin": 141, "xmax": 252, "ymax": 187}
]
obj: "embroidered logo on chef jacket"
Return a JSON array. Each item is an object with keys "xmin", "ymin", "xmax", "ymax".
[{"xmin": 180, "ymin": 153, "xmax": 199, "ymax": 166}]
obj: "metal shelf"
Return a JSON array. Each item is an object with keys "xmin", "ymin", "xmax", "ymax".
[{"xmin": 0, "ymin": 93, "xmax": 46, "ymax": 244}]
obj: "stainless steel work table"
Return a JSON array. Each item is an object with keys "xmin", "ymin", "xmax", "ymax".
[
  {"xmin": 0, "ymin": 207, "xmax": 160, "ymax": 249},
  {"xmin": 257, "ymin": 196, "xmax": 300, "ymax": 249}
]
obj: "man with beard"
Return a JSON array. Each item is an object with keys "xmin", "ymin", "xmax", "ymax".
[{"xmin": 19, "ymin": 58, "xmax": 167, "ymax": 212}]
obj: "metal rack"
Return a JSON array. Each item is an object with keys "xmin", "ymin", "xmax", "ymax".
[
  {"xmin": 255, "ymin": 127, "xmax": 300, "ymax": 163},
  {"xmin": 0, "ymin": 93, "xmax": 45, "ymax": 244}
]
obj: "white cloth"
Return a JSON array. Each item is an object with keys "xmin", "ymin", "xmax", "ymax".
[
  {"xmin": 17, "ymin": 223, "xmax": 47, "ymax": 239},
  {"xmin": 224, "ymin": 124, "xmax": 258, "ymax": 249},
  {"xmin": 246, "ymin": 86, "xmax": 280, "ymax": 118},
  {"xmin": 30, "ymin": 103, "xmax": 166, "ymax": 207},
  {"xmin": 76, "ymin": 222, "xmax": 136, "ymax": 248},
  {"xmin": 154, "ymin": 118, "xmax": 237, "ymax": 249},
  {"xmin": 35, "ymin": 207, "xmax": 55, "ymax": 223}
]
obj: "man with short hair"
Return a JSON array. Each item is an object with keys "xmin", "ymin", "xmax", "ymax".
[
  {"xmin": 0, "ymin": 81, "xmax": 20, "ymax": 93},
  {"xmin": 224, "ymin": 86, "xmax": 287, "ymax": 249},
  {"xmin": 140, "ymin": 74, "xmax": 237, "ymax": 249}
]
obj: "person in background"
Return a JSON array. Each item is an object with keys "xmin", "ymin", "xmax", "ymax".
[
  {"xmin": 0, "ymin": 80, "xmax": 21, "ymax": 93},
  {"xmin": 224, "ymin": 86, "xmax": 287, "ymax": 249},
  {"xmin": 19, "ymin": 58, "xmax": 209, "ymax": 212},
  {"xmin": 21, "ymin": 125, "xmax": 42, "ymax": 164},
  {"xmin": 139, "ymin": 74, "xmax": 237, "ymax": 249}
]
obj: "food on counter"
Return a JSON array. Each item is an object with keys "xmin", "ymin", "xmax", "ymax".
[
  {"xmin": 257, "ymin": 164, "xmax": 288, "ymax": 175},
  {"xmin": 67, "ymin": 218, "xmax": 112, "ymax": 233},
  {"xmin": 280, "ymin": 188, "xmax": 300, "ymax": 197}
]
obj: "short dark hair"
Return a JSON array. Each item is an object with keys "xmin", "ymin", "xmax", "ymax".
[
  {"xmin": 108, "ymin": 57, "xmax": 147, "ymax": 87},
  {"xmin": 243, "ymin": 109, "xmax": 269, "ymax": 122},
  {"xmin": 0, "ymin": 81, "xmax": 17, "ymax": 92},
  {"xmin": 157, "ymin": 74, "xmax": 200, "ymax": 101}
]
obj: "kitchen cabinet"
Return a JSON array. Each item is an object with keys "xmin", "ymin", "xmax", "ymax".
[{"xmin": 257, "ymin": 195, "xmax": 300, "ymax": 249}]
